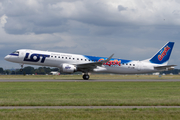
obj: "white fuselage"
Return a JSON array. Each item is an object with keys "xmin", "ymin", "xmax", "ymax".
[{"xmin": 4, "ymin": 49, "xmax": 161, "ymax": 74}]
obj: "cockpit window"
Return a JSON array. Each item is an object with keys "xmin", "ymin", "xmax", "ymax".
[
  {"xmin": 12, "ymin": 51, "xmax": 19, "ymax": 54},
  {"xmin": 10, "ymin": 51, "xmax": 19, "ymax": 56}
]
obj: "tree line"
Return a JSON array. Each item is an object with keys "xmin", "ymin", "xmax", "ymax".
[
  {"xmin": 0, "ymin": 66, "xmax": 59, "ymax": 75},
  {"xmin": 0, "ymin": 66, "xmax": 180, "ymax": 75}
]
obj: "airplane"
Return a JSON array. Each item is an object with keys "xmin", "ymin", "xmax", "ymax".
[{"xmin": 4, "ymin": 42, "xmax": 176, "ymax": 80}]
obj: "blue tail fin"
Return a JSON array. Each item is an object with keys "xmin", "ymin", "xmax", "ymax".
[{"xmin": 149, "ymin": 42, "xmax": 174, "ymax": 65}]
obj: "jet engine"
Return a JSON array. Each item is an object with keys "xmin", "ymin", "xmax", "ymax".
[{"xmin": 60, "ymin": 64, "xmax": 77, "ymax": 73}]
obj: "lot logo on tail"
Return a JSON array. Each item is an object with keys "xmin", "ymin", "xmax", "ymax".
[{"xmin": 158, "ymin": 46, "xmax": 170, "ymax": 61}]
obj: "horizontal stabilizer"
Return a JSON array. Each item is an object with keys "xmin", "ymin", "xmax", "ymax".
[{"xmin": 154, "ymin": 65, "xmax": 176, "ymax": 70}]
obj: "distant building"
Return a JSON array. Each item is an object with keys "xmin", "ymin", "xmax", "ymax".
[
  {"xmin": 153, "ymin": 72, "xmax": 160, "ymax": 75},
  {"xmin": 162, "ymin": 73, "xmax": 166, "ymax": 75},
  {"xmin": 50, "ymin": 71, "xmax": 60, "ymax": 75}
]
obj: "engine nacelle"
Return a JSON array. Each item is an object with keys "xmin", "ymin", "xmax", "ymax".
[{"xmin": 60, "ymin": 64, "xmax": 77, "ymax": 73}]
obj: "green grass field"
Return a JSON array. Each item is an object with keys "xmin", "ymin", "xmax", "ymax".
[
  {"xmin": 0, "ymin": 108, "xmax": 180, "ymax": 120},
  {"xmin": 0, "ymin": 81, "xmax": 180, "ymax": 106},
  {"xmin": 0, "ymin": 75, "xmax": 180, "ymax": 119}
]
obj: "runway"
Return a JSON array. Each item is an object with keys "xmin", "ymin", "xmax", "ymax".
[
  {"xmin": 0, "ymin": 79, "xmax": 180, "ymax": 82},
  {"xmin": 1, "ymin": 106, "xmax": 180, "ymax": 109}
]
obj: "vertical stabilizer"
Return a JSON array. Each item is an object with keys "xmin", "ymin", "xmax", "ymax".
[{"xmin": 149, "ymin": 42, "xmax": 174, "ymax": 65}]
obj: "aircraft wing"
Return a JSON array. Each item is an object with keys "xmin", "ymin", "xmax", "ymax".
[
  {"xmin": 76, "ymin": 54, "xmax": 114, "ymax": 72},
  {"xmin": 154, "ymin": 65, "xmax": 176, "ymax": 70}
]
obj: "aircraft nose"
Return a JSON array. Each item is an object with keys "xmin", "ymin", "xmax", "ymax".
[{"xmin": 4, "ymin": 55, "xmax": 10, "ymax": 61}]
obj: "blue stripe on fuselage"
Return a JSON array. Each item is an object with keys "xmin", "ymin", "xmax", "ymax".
[{"xmin": 84, "ymin": 55, "xmax": 131, "ymax": 64}]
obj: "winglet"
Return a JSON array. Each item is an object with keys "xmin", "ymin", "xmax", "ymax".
[{"xmin": 102, "ymin": 54, "xmax": 114, "ymax": 63}]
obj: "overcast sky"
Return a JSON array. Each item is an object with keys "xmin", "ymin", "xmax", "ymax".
[{"xmin": 0, "ymin": 0, "xmax": 180, "ymax": 69}]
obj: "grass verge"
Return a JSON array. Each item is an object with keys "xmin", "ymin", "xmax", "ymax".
[
  {"xmin": 0, "ymin": 108, "xmax": 180, "ymax": 120},
  {"xmin": 0, "ymin": 82, "xmax": 180, "ymax": 106}
]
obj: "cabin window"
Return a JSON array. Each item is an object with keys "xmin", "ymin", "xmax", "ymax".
[
  {"xmin": 62, "ymin": 57, "xmax": 64, "ymax": 59},
  {"xmin": 77, "ymin": 58, "xmax": 79, "ymax": 60},
  {"xmin": 58, "ymin": 56, "xmax": 60, "ymax": 58}
]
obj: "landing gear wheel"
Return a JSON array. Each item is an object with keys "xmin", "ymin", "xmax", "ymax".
[
  {"xmin": 20, "ymin": 64, "xmax": 24, "ymax": 72},
  {"xmin": 83, "ymin": 74, "xmax": 90, "ymax": 80}
]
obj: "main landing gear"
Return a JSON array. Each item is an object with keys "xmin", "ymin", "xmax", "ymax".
[
  {"xmin": 20, "ymin": 64, "xmax": 24, "ymax": 72},
  {"xmin": 82, "ymin": 74, "xmax": 90, "ymax": 80}
]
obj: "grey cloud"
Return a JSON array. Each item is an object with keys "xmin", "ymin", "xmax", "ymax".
[
  {"xmin": 1, "ymin": 0, "xmax": 180, "ymax": 69},
  {"xmin": 2, "ymin": 1, "xmax": 180, "ymax": 35},
  {"xmin": 4, "ymin": 16, "xmax": 69, "ymax": 34},
  {"xmin": 172, "ymin": 10, "xmax": 180, "ymax": 15},
  {"xmin": 118, "ymin": 5, "xmax": 127, "ymax": 11},
  {"xmin": 1, "ymin": 1, "xmax": 129, "ymax": 34},
  {"xmin": 1, "ymin": 1, "xmax": 67, "ymax": 34}
]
